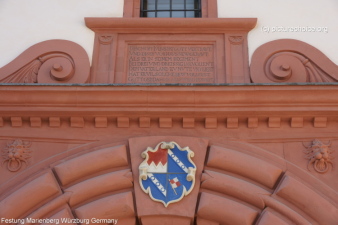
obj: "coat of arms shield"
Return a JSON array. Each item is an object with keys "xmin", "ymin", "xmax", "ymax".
[{"xmin": 139, "ymin": 141, "xmax": 196, "ymax": 207}]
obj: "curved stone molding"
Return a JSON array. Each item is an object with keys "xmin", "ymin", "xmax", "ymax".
[
  {"xmin": 74, "ymin": 192, "xmax": 135, "ymax": 222},
  {"xmin": 141, "ymin": 216, "xmax": 191, "ymax": 225},
  {"xmin": 275, "ymin": 175, "xmax": 338, "ymax": 224},
  {"xmin": 257, "ymin": 209, "xmax": 291, "ymax": 225},
  {"xmin": 201, "ymin": 143, "xmax": 338, "ymax": 224},
  {"xmin": 1, "ymin": 139, "xmax": 32, "ymax": 172},
  {"xmin": 45, "ymin": 207, "xmax": 75, "ymax": 223},
  {"xmin": 53, "ymin": 145, "xmax": 129, "ymax": 186},
  {"xmin": 0, "ymin": 40, "xmax": 90, "ymax": 83},
  {"xmin": 197, "ymin": 192, "xmax": 259, "ymax": 225},
  {"xmin": 26, "ymin": 206, "xmax": 74, "ymax": 225},
  {"xmin": 260, "ymin": 195, "xmax": 311, "ymax": 225},
  {"xmin": 65, "ymin": 169, "xmax": 133, "ymax": 207},
  {"xmin": 303, "ymin": 139, "xmax": 334, "ymax": 173},
  {"xmin": 201, "ymin": 170, "xmax": 269, "ymax": 209},
  {"xmin": 26, "ymin": 193, "xmax": 72, "ymax": 221},
  {"xmin": 196, "ymin": 218, "xmax": 219, "ymax": 225},
  {"xmin": 0, "ymin": 141, "xmax": 336, "ymax": 224},
  {"xmin": 206, "ymin": 145, "xmax": 283, "ymax": 189},
  {"xmin": 0, "ymin": 171, "xmax": 61, "ymax": 220},
  {"xmin": 250, "ymin": 39, "xmax": 338, "ymax": 83},
  {"xmin": 0, "ymin": 143, "xmax": 134, "ymax": 223}
]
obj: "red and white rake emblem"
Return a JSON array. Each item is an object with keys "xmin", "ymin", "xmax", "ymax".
[
  {"xmin": 170, "ymin": 177, "xmax": 181, "ymax": 188},
  {"xmin": 169, "ymin": 177, "xmax": 181, "ymax": 195}
]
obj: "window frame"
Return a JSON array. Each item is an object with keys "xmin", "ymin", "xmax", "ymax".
[
  {"xmin": 140, "ymin": 0, "xmax": 202, "ymax": 18},
  {"xmin": 123, "ymin": 0, "xmax": 217, "ymax": 18}
]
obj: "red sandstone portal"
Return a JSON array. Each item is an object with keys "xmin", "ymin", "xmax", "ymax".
[
  {"xmin": 0, "ymin": 86, "xmax": 337, "ymax": 225},
  {"xmin": 0, "ymin": 12, "xmax": 337, "ymax": 225}
]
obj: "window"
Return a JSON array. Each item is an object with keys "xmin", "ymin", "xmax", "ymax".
[
  {"xmin": 141, "ymin": 0, "xmax": 201, "ymax": 18},
  {"xmin": 123, "ymin": 0, "xmax": 217, "ymax": 18}
]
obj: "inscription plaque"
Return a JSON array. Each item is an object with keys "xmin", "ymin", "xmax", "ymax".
[{"xmin": 127, "ymin": 45, "xmax": 215, "ymax": 83}]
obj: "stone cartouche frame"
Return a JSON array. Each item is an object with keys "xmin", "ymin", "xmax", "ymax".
[{"xmin": 85, "ymin": 17, "xmax": 257, "ymax": 84}]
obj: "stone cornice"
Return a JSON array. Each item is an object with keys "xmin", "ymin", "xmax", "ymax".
[
  {"xmin": 0, "ymin": 85, "xmax": 337, "ymax": 131},
  {"xmin": 85, "ymin": 18, "xmax": 257, "ymax": 33},
  {"xmin": 0, "ymin": 85, "xmax": 338, "ymax": 113}
]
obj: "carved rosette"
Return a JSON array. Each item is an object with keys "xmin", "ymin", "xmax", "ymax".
[
  {"xmin": 228, "ymin": 36, "xmax": 244, "ymax": 45},
  {"xmin": 250, "ymin": 39, "xmax": 338, "ymax": 83},
  {"xmin": 98, "ymin": 35, "xmax": 113, "ymax": 45},
  {"xmin": 1, "ymin": 139, "xmax": 32, "ymax": 172},
  {"xmin": 303, "ymin": 139, "xmax": 334, "ymax": 173}
]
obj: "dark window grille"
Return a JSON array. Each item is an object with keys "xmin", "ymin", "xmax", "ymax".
[{"xmin": 141, "ymin": 0, "xmax": 201, "ymax": 18}]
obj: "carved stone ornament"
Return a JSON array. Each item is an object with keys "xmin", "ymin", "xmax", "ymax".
[
  {"xmin": 228, "ymin": 36, "xmax": 244, "ymax": 45},
  {"xmin": 98, "ymin": 35, "xmax": 113, "ymax": 45},
  {"xmin": 0, "ymin": 40, "xmax": 90, "ymax": 83},
  {"xmin": 139, "ymin": 141, "xmax": 196, "ymax": 207},
  {"xmin": 250, "ymin": 39, "xmax": 338, "ymax": 83},
  {"xmin": 1, "ymin": 139, "xmax": 32, "ymax": 172},
  {"xmin": 303, "ymin": 139, "xmax": 334, "ymax": 173}
]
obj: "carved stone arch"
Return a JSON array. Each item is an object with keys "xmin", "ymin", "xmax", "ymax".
[
  {"xmin": 198, "ymin": 142, "xmax": 338, "ymax": 225},
  {"xmin": 0, "ymin": 138, "xmax": 337, "ymax": 225},
  {"xmin": 0, "ymin": 143, "xmax": 136, "ymax": 225}
]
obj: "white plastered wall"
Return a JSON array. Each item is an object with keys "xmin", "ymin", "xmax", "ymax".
[
  {"xmin": 0, "ymin": 0, "xmax": 124, "ymax": 67},
  {"xmin": 0, "ymin": 0, "xmax": 337, "ymax": 67},
  {"xmin": 218, "ymin": 0, "xmax": 338, "ymax": 64}
]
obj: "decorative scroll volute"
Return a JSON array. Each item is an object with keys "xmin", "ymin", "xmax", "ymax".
[
  {"xmin": 0, "ymin": 40, "xmax": 90, "ymax": 83},
  {"xmin": 250, "ymin": 39, "xmax": 338, "ymax": 83}
]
